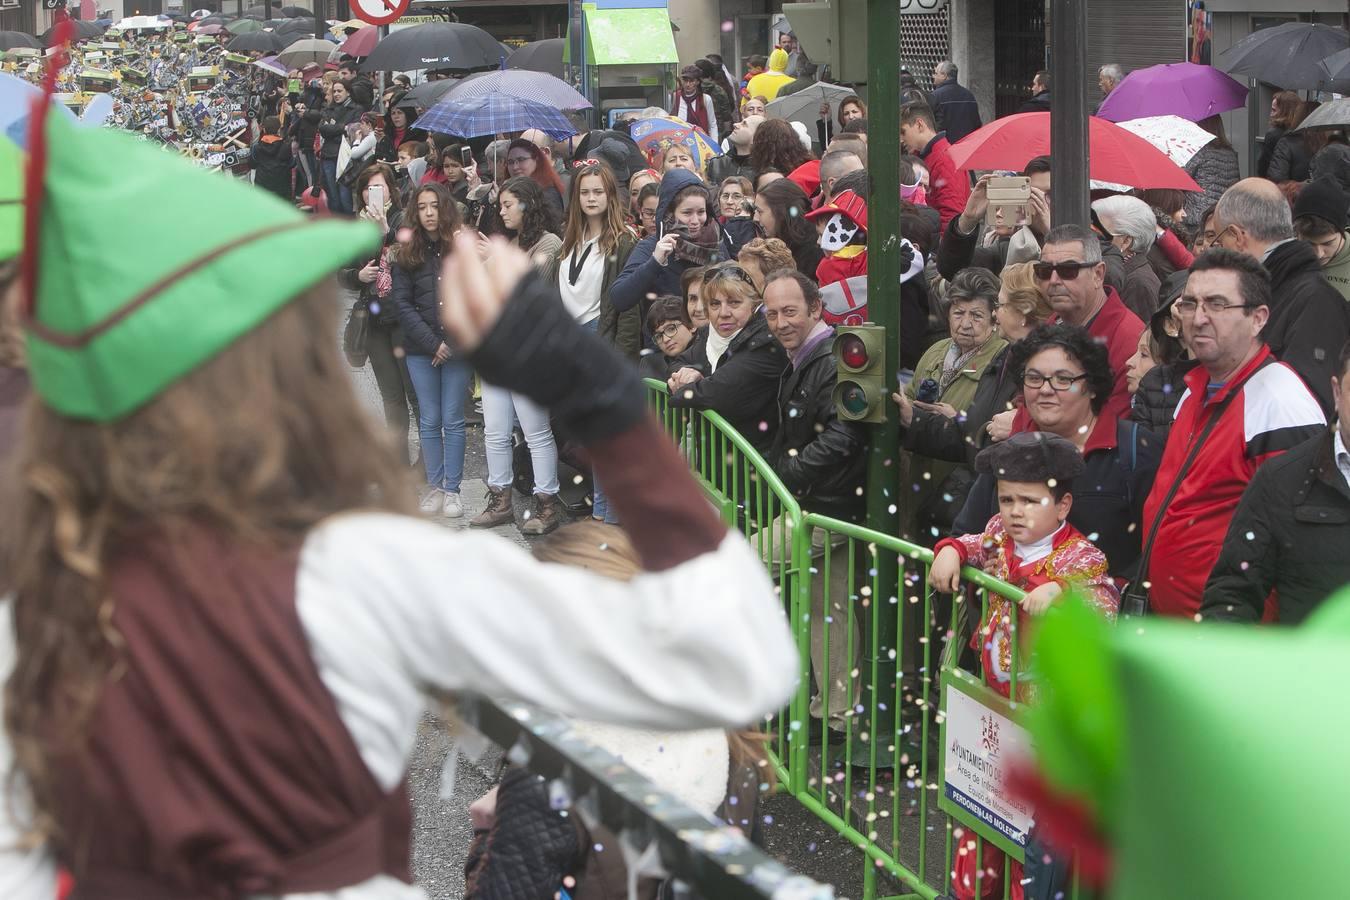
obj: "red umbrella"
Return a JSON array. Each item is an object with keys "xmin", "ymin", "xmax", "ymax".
[
  {"xmin": 948, "ymin": 112, "xmax": 1202, "ymax": 192},
  {"xmin": 194, "ymin": 23, "xmax": 224, "ymax": 35},
  {"xmin": 339, "ymin": 25, "xmax": 379, "ymax": 58}
]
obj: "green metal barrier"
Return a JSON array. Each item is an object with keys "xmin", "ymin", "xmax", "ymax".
[{"xmin": 644, "ymin": 380, "xmax": 1076, "ymax": 900}]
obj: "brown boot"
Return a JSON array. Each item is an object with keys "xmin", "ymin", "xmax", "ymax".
[
  {"xmin": 469, "ymin": 486, "xmax": 514, "ymax": 528},
  {"xmin": 520, "ymin": 493, "xmax": 565, "ymax": 535}
]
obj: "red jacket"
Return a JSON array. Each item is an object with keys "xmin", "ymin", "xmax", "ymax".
[
  {"xmin": 1142, "ymin": 346, "xmax": 1325, "ymax": 619},
  {"xmin": 919, "ymin": 134, "xmax": 970, "ymax": 230},
  {"xmin": 1011, "ymin": 287, "xmax": 1144, "ymax": 431}
]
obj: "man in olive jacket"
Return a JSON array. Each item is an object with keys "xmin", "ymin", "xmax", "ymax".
[
  {"xmin": 1203, "ymin": 339, "xmax": 1350, "ymax": 624},
  {"xmin": 763, "ymin": 269, "xmax": 865, "ymax": 740}
]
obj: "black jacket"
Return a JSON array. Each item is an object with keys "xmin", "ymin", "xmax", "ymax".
[
  {"xmin": 1262, "ymin": 239, "xmax": 1350, "ymax": 418},
  {"xmin": 248, "ymin": 135, "xmax": 292, "ymax": 199},
  {"xmin": 771, "ymin": 333, "xmax": 867, "ymax": 521},
  {"xmin": 1118, "ymin": 250, "xmax": 1161, "ymax": 321},
  {"xmin": 390, "ymin": 235, "xmax": 446, "ymax": 357},
  {"xmin": 670, "ymin": 316, "xmax": 788, "ymax": 455},
  {"xmin": 1256, "ymin": 127, "xmax": 1286, "ymax": 180},
  {"xmin": 1266, "ymin": 130, "xmax": 1312, "ymax": 183},
  {"xmin": 1202, "ymin": 431, "xmax": 1350, "ymax": 625},
  {"xmin": 929, "ymin": 81, "xmax": 982, "ymax": 144},
  {"xmin": 1018, "ymin": 91, "xmax": 1051, "ymax": 113},
  {"xmin": 310, "ymin": 100, "xmax": 361, "ymax": 159},
  {"xmin": 1128, "ymin": 360, "xmax": 1195, "ymax": 445},
  {"xmin": 903, "ymin": 343, "xmax": 1018, "ymax": 466},
  {"xmin": 954, "ymin": 420, "xmax": 1164, "ymax": 580}
]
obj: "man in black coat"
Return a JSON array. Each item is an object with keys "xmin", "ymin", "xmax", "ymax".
[
  {"xmin": 1018, "ymin": 71, "xmax": 1051, "ymax": 113},
  {"xmin": 928, "ymin": 60, "xmax": 982, "ymax": 144},
  {"xmin": 762, "ymin": 269, "xmax": 865, "ymax": 741},
  {"xmin": 1213, "ymin": 178, "xmax": 1350, "ymax": 418},
  {"xmin": 1203, "ymin": 339, "xmax": 1350, "ymax": 624}
]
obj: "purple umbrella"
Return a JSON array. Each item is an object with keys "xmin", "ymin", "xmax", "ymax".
[{"xmin": 1096, "ymin": 62, "xmax": 1248, "ymax": 123}]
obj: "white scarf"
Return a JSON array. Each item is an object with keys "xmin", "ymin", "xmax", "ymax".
[{"xmin": 705, "ymin": 326, "xmax": 738, "ymax": 373}]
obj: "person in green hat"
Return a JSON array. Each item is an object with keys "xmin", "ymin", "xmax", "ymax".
[
  {"xmin": 0, "ymin": 104, "xmax": 798, "ymax": 897},
  {"xmin": 0, "ymin": 137, "xmax": 25, "ymax": 468}
]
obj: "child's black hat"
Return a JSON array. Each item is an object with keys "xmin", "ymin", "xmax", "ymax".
[{"xmin": 974, "ymin": 432, "xmax": 1084, "ymax": 483}]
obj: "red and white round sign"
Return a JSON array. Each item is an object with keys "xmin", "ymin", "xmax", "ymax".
[{"xmin": 349, "ymin": 0, "xmax": 408, "ymax": 26}]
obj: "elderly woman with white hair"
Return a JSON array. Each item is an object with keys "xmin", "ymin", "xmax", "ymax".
[{"xmin": 1093, "ymin": 194, "xmax": 1162, "ymax": 320}]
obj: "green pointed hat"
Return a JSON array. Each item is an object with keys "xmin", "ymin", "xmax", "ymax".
[
  {"xmin": 24, "ymin": 110, "xmax": 379, "ymax": 422},
  {"xmin": 0, "ymin": 138, "xmax": 21, "ymax": 262},
  {"xmin": 1027, "ymin": 591, "xmax": 1350, "ymax": 899}
]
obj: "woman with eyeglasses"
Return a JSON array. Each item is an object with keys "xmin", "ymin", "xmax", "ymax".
[
  {"xmin": 895, "ymin": 268, "xmax": 1008, "ymax": 538},
  {"xmin": 538, "ymin": 162, "xmax": 642, "ymax": 524},
  {"xmin": 639, "ymin": 296, "xmax": 698, "ymax": 381},
  {"xmin": 636, "ymin": 183, "xmax": 660, "ymax": 238},
  {"xmin": 503, "ymin": 138, "xmax": 565, "ymax": 224},
  {"xmin": 471, "ymin": 176, "xmax": 566, "ymax": 534},
  {"xmin": 952, "ymin": 324, "xmax": 1163, "ymax": 581},
  {"xmin": 666, "ymin": 263, "xmax": 788, "ymax": 455},
  {"xmin": 718, "ymin": 176, "xmax": 753, "ymax": 222}
]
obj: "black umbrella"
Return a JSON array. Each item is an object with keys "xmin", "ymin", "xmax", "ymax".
[
  {"xmin": 43, "ymin": 20, "xmax": 106, "ymax": 45},
  {"xmin": 195, "ymin": 15, "xmax": 230, "ymax": 27},
  {"xmin": 0, "ymin": 31, "xmax": 44, "ymax": 51},
  {"xmin": 274, "ymin": 17, "xmax": 317, "ymax": 35},
  {"xmin": 279, "ymin": 5, "xmax": 311, "ymax": 15},
  {"xmin": 1219, "ymin": 22, "xmax": 1350, "ymax": 91},
  {"xmin": 360, "ymin": 22, "xmax": 501, "ymax": 73},
  {"xmin": 506, "ymin": 38, "xmax": 563, "ymax": 79},
  {"xmin": 395, "ymin": 78, "xmax": 456, "ymax": 110},
  {"xmin": 229, "ymin": 30, "xmax": 285, "ymax": 54},
  {"xmin": 243, "ymin": 3, "xmax": 281, "ymax": 16}
]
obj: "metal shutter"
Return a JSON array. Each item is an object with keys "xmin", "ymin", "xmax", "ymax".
[{"xmin": 1085, "ymin": 0, "xmax": 1187, "ymax": 107}]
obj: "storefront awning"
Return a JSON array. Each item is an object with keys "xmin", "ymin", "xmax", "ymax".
[{"xmin": 566, "ymin": 7, "xmax": 678, "ymax": 67}]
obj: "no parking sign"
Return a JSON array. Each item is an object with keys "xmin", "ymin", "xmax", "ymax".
[{"xmin": 349, "ymin": 0, "xmax": 409, "ymax": 27}]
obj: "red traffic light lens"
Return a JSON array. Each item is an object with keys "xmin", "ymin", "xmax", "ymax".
[
  {"xmin": 839, "ymin": 381, "xmax": 870, "ymax": 416},
  {"xmin": 839, "ymin": 333, "xmax": 869, "ymax": 370}
]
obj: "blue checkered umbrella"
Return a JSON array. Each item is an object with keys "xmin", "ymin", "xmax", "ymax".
[
  {"xmin": 413, "ymin": 94, "xmax": 576, "ymax": 141},
  {"xmin": 447, "ymin": 69, "xmax": 591, "ymax": 111}
]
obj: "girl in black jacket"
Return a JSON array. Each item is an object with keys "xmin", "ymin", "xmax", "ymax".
[
  {"xmin": 753, "ymin": 178, "xmax": 823, "ymax": 281},
  {"xmin": 338, "ymin": 163, "xmax": 418, "ymax": 465},
  {"xmin": 391, "ymin": 182, "xmax": 472, "ymax": 518}
]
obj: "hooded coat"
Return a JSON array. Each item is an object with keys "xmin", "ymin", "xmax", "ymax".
[
  {"xmin": 610, "ymin": 169, "xmax": 721, "ymax": 315},
  {"xmin": 1262, "ymin": 238, "xmax": 1350, "ymax": 418},
  {"xmin": 249, "ymin": 135, "xmax": 292, "ymax": 200},
  {"xmin": 745, "ymin": 49, "xmax": 795, "ymax": 102}
]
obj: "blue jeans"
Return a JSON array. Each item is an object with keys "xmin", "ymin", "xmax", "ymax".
[
  {"xmin": 578, "ymin": 318, "xmax": 618, "ymax": 523},
  {"xmin": 405, "ymin": 354, "xmax": 471, "ymax": 494},
  {"xmin": 321, "ymin": 157, "xmax": 352, "ymax": 213}
]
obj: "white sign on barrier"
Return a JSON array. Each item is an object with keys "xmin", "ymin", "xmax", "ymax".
[{"xmin": 942, "ymin": 680, "xmax": 1034, "ymax": 852}]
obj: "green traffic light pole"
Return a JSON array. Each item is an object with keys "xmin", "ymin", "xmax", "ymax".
[{"xmin": 858, "ymin": 0, "xmax": 902, "ymax": 764}]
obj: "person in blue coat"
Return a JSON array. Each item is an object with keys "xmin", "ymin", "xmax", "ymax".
[{"xmin": 611, "ymin": 169, "xmax": 728, "ymax": 323}]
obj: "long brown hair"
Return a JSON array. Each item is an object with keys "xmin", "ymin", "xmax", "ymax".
[
  {"xmin": 559, "ymin": 162, "xmax": 629, "ymax": 258},
  {"xmin": 749, "ymin": 117, "xmax": 814, "ymax": 176},
  {"xmin": 1, "ymin": 282, "xmax": 418, "ymax": 840},
  {"xmin": 1271, "ymin": 91, "xmax": 1308, "ymax": 129},
  {"xmin": 395, "ymin": 182, "xmax": 462, "ymax": 271}
]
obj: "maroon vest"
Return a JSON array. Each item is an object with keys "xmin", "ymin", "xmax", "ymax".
[{"xmin": 46, "ymin": 530, "xmax": 413, "ymax": 900}]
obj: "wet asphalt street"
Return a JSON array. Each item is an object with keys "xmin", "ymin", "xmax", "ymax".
[{"xmin": 342, "ymin": 289, "xmax": 898, "ymax": 899}]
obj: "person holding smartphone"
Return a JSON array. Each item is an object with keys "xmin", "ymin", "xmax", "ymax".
[{"xmin": 338, "ymin": 163, "xmax": 419, "ymax": 470}]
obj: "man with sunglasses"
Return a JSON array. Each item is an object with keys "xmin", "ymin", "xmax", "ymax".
[
  {"xmin": 1211, "ymin": 177, "xmax": 1349, "ymax": 417},
  {"xmin": 1022, "ymin": 225, "xmax": 1144, "ymax": 426},
  {"xmin": 1141, "ymin": 249, "xmax": 1325, "ymax": 620}
]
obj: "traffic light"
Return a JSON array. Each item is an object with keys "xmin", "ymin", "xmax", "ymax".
[{"xmin": 832, "ymin": 325, "xmax": 887, "ymax": 424}]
